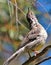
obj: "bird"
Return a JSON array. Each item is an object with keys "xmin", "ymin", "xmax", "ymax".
[
  {"xmin": 3, "ymin": 8, "xmax": 48, "ymax": 65},
  {"xmin": 18, "ymin": 8, "xmax": 48, "ymax": 56}
]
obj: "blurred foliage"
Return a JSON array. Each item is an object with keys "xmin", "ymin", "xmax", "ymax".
[{"xmin": 0, "ymin": 0, "xmax": 39, "ymax": 51}]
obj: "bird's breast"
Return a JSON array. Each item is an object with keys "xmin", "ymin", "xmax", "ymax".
[{"xmin": 40, "ymin": 27, "xmax": 48, "ymax": 40}]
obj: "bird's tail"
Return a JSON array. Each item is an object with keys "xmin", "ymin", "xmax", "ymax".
[{"xmin": 3, "ymin": 47, "xmax": 24, "ymax": 65}]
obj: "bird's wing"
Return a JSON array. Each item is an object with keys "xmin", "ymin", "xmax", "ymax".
[{"xmin": 18, "ymin": 29, "xmax": 40, "ymax": 49}]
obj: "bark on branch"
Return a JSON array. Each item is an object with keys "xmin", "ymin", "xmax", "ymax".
[
  {"xmin": 22, "ymin": 43, "xmax": 51, "ymax": 65},
  {"xmin": 35, "ymin": 56, "xmax": 51, "ymax": 65}
]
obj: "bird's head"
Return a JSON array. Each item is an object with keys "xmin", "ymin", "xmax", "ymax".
[
  {"xmin": 26, "ymin": 8, "xmax": 37, "ymax": 29},
  {"xmin": 26, "ymin": 8, "xmax": 37, "ymax": 24}
]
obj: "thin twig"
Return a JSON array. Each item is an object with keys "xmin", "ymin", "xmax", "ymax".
[
  {"xmin": 9, "ymin": 1, "xmax": 26, "ymax": 17},
  {"xmin": 7, "ymin": 0, "xmax": 12, "ymax": 19},
  {"xmin": 7, "ymin": 0, "xmax": 12, "ymax": 27},
  {"xmin": 14, "ymin": 0, "xmax": 19, "ymax": 37},
  {"xmin": 8, "ymin": 0, "xmax": 29, "ymax": 30},
  {"xmin": 17, "ymin": 19, "xmax": 29, "ymax": 30}
]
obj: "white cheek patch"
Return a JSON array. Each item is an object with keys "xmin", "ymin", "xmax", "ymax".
[{"xmin": 30, "ymin": 17, "xmax": 36, "ymax": 24}]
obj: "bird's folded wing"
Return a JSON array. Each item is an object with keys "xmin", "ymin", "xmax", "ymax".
[{"xmin": 18, "ymin": 29, "xmax": 40, "ymax": 49}]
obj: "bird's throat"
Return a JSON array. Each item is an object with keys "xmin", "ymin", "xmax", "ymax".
[{"xmin": 29, "ymin": 21, "xmax": 37, "ymax": 30}]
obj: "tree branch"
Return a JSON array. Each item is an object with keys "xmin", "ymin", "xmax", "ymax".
[
  {"xmin": 22, "ymin": 43, "xmax": 51, "ymax": 65},
  {"xmin": 35, "ymin": 56, "xmax": 51, "ymax": 65}
]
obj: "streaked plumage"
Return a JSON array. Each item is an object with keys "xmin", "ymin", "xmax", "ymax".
[{"xmin": 18, "ymin": 8, "xmax": 48, "ymax": 55}]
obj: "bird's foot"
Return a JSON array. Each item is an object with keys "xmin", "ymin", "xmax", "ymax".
[{"xmin": 32, "ymin": 50, "xmax": 39, "ymax": 56}]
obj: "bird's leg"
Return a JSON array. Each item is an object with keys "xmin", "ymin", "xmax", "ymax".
[
  {"xmin": 27, "ymin": 50, "xmax": 31, "ymax": 58},
  {"xmin": 32, "ymin": 50, "xmax": 39, "ymax": 56}
]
